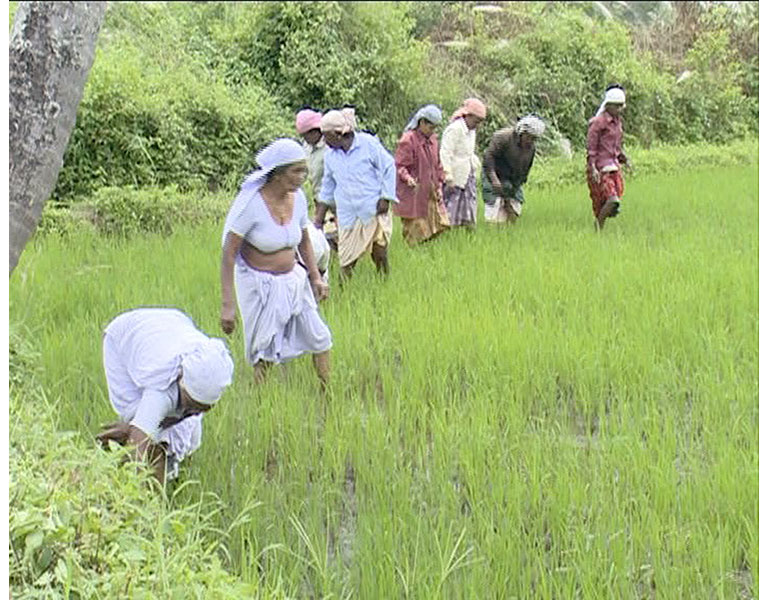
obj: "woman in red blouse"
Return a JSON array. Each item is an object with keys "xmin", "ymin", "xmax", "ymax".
[
  {"xmin": 586, "ymin": 85, "xmax": 633, "ymax": 230},
  {"xmin": 393, "ymin": 104, "xmax": 450, "ymax": 246}
]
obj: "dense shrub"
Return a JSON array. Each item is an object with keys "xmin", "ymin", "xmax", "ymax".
[
  {"xmin": 40, "ymin": 184, "xmax": 231, "ymax": 238},
  {"xmin": 89, "ymin": 185, "xmax": 184, "ymax": 236},
  {"xmin": 431, "ymin": 3, "xmax": 755, "ymax": 153},
  {"xmin": 40, "ymin": 1, "xmax": 757, "ymax": 204},
  {"xmin": 673, "ymin": 20, "xmax": 752, "ymax": 143},
  {"xmin": 88, "ymin": 185, "xmax": 228, "ymax": 237},
  {"xmin": 52, "ymin": 4, "xmax": 292, "ymax": 203},
  {"xmin": 234, "ymin": 1, "xmax": 451, "ymax": 144}
]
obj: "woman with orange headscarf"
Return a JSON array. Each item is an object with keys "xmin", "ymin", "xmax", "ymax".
[{"xmin": 439, "ymin": 98, "xmax": 487, "ymax": 228}]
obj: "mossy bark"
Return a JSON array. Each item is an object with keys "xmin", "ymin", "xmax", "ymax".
[{"xmin": 9, "ymin": 1, "xmax": 105, "ymax": 274}]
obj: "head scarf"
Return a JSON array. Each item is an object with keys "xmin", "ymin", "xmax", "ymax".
[
  {"xmin": 320, "ymin": 107, "xmax": 357, "ymax": 134},
  {"xmin": 405, "ymin": 104, "xmax": 443, "ymax": 132},
  {"xmin": 221, "ymin": 138, "xmax": 306, "ymax": 246},
  {"xmin": 595, "ymin": 87, "xmax": 626, "ymax": 118},
  {"xmin": 296, "ymin": 109, "xmax": 323, "ymax": 134},
  {"xmin": 515, "ymin": 115, "xmax": 546, "ymax": 137},
  {"xmin": 450, "ymin": 97, "xmax": 487, "ymax": 122},
  {"xmin": 180, "ymin": 338, "xmax": 234, "ymax": 405}
]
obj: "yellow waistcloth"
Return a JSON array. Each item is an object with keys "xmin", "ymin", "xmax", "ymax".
[
  {"xmin": 401, "ymin": 192, "xmax": 450, "ymax": 246},
  {"xmin": 338, "ymin": 213, "xmax": 392, "ymax": 267}
]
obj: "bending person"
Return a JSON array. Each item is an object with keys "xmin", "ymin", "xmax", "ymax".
[
  {"xmin": 314, "ymin": 107, "xmax": 397, "ymax": 278},
  {"xmin": 393, "ymin": 104, "xmax": 450, "ymax": 246},
  {"xmin": 483, "ymin": 115, "xmax": 545, "ymax": 223},
  {"xmin": 97, "ymin": 307, "xmax": 234, "ymax": 485},
  {"xmin": 220, "ymin": 138, "xmax": 332, "ymax": 387},
  {"xmin": 439, "ymin": 97, "xmax": 487, "ymax": 229}
]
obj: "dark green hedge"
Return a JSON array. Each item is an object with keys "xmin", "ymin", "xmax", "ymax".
[{"xmin": 46, "ymin": 2, "xmax": 756, "ymax": 204}]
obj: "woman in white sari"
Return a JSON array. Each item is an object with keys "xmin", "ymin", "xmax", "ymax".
[{"xmin": 220, "ymin": 139, "xmax": 332, "ymax": 387}]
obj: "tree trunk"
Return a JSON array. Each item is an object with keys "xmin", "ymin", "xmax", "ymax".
[{"xmin": 9, "ymin": 1, "xmax": 106, "ymax": 275}]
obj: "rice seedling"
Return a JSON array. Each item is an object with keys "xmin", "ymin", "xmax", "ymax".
[{"xmin": 10, "ymin": 164, "xmax": 758, "ymax": 598}]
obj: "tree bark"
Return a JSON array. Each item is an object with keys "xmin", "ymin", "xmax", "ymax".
[{"xmin": 9, "ymin": 1, "xmax": 106, "ymax": 275}]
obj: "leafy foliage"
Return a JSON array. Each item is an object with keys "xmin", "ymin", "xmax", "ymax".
[
  {"xmin": 52, "ymin": 4, "xmax": 291, "ymax": 203},
  {"xmin": 428, "ymin": 2, "xmax": 755, "ymax": 152},
  {"xmin": 41, "ymin": 1, "xmax": 758, "ymax": 204},
  {"xmin": 235, "ymin": 1, "xmax": 441, "ymax": 143},
  {"xmin": 39, "ymin": 185, "xmax": 230, "ymax": 238}
]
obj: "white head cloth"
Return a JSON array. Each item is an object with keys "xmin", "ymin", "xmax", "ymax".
[
  {"xmin": 515, "ymin": 115, "xmax": 545, "ymax": 137},
  {"xmin": 221, "ymin": 138, "xmax": 306, "ymax": 246},
  {"xmin": 405, "ymin": 104, "xmax": 443, "ymax": 132},
  {"xmin": 595, "ymin": 87, "xmax": 626, "ymax": 117},
  {"xmin": 320, "ymin": 107, "xmax": 357, "ymax": 134},
  {"xmin": 180, "ymin": 338, "xmax": 234, "ymax": 405}
]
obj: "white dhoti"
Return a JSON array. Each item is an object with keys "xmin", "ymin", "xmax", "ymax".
[
  {"xmin": 337, "ymin": 213, "xmax": 392, "ymax": 267},
  {"xmin": 234, "ymin": 256, "xmax": 332, "ymax": 365},
  {"xmin": 484, "ymin": 197, "xmax": 522, "ymax": 222}
]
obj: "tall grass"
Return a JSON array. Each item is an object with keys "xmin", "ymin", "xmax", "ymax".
[{"xmin": 10, "ymin": 165, "xmax": 758, "ymax": 598}]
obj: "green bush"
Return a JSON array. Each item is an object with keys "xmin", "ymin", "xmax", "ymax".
[
  {"xmin": 429, "ymin": 3, "xmax": 755, "ymax": 152},
  {"xmin": 36, "ymin": 203, "xmax": 91, "ymax": 238},
  {"xmin": 89, "ymin": 185, "xmax": 180, "ymax": 236},
  {"xmin": 673, "ymin": 23, "xmax": 751, "ymax": 143},
  {"xmin": 53, "ymin": 7, "xmax": 292, "ymax": 204},
  {"xmin": 235, "ymin": 1, "xmax": 435, "ymax": 144},
  {"xmin": 87, "ymin": 185, "xmax": 230, "ymax": 237},
  {"xmin": 39, "ymin": 184, "xmax": 233, "ymax": 239},
  {"xmin": 47, "ymin": 1, "xmax": 756, "ymax": 204}
]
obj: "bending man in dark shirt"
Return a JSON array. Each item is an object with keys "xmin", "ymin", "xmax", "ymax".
[{"xmin": 483, "ymin": 115, "xmax": 545, "ymax": 224}]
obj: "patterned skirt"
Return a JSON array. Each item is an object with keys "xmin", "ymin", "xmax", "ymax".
[
  {"xmin": 443, "ymin": 172, "xmax": 477, "ymax": 226},
  {"xmin": 401, "ymin": 190, "xmax": 450, "ymax": 246},
  {"xmin": 587, "ymin": 168, "xmax": 624, "ymax": 218}
]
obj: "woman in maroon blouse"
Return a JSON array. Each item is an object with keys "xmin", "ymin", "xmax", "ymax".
[
  {"xmin": 586, "ymin": 85, "xmax": 633, "ymax": 230},
  {"xmin": 393, "ymin": 104, "xmax": 450, "ymax": 246}
]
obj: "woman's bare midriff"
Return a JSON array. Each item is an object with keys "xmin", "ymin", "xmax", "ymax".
[{"xmin": 240, "ymin": 240, "xmax": 296, "ymax": 273}]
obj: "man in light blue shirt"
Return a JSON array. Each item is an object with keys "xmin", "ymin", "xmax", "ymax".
[{"xmin": 315, "ymin": 108, "xmax": 397, "ymax": 277}]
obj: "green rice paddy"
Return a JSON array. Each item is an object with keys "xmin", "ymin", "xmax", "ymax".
[{"xmin": 10, "ymin": 165, "xmax": 758, "ymax": 598}]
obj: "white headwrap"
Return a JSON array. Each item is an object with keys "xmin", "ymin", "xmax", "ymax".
[
  {"xmin": 595, "ymin": 87, "xmax": 626, "ymax": 117},
  {"xmin": 319, "ymin": 106, "xmax": 356, "ymax": 135},
  {"xmin": 405, "ymin": 104, "xmax": 443, "ymax": 132},
  {"xmin": 221, "ymin": 138, "xmax": 306, "ymax": 246},
  {"xmin": 180, "ymin": 338, "xmax": 234, "ymax": 405},
  {"xmin": 320, "ymin": 107, "xmax": 357, "ymax": 134},
  {"xmin": 515, "ymin": 115, "xmax": 545, "ymax": 137}
]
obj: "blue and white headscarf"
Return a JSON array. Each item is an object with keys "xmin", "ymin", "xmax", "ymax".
[
  {"xmin": 221, "ymin": 138, "xmax": 306, "ymax": 247},
  {"xmin": 404, "ymin": 104, "xmax": 443, "ymax": 132}
]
